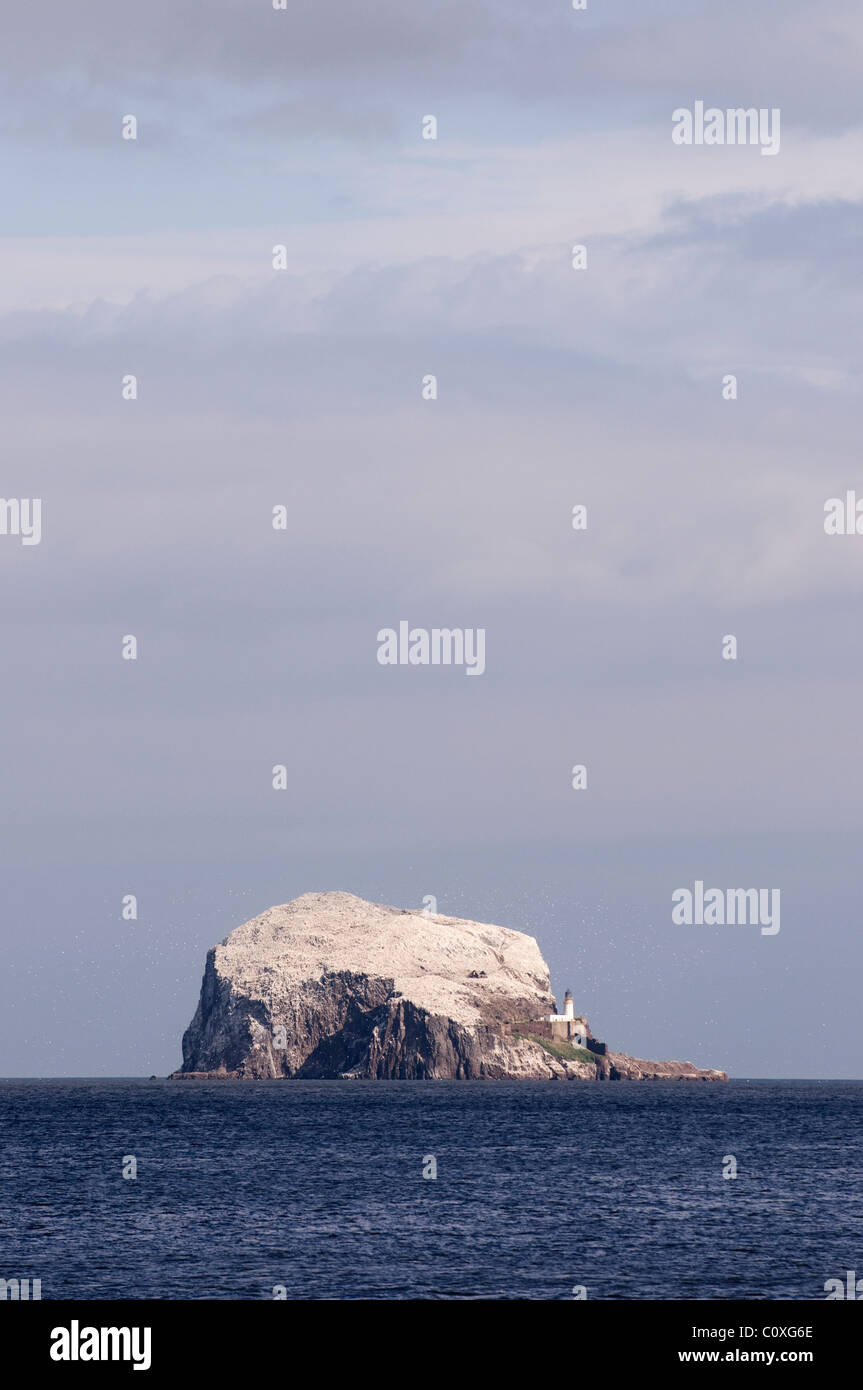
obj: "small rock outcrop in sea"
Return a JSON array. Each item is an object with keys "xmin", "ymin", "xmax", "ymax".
[{"xmin": 172, "ymin": 892, "xmax": 727, "ymax": 1082}]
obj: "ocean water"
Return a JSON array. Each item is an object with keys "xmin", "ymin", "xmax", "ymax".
[{"xmin": 0, "ymin": 1079, "xmax": 860, "ymax": 1300}]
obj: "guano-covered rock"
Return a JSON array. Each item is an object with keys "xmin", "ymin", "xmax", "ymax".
[{"xmin": 172, "ymin": 892, "xmax": 727, "ymax": 1082}]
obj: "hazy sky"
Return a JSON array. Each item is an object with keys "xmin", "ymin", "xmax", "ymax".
[{"xmin": 1, "ymin": 1, "xmax": 861, "ymax": 1078}]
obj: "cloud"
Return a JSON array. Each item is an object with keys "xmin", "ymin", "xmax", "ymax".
[{"xmin": 1, "ymin": 189, "xmax": 861, "ymax": 694}]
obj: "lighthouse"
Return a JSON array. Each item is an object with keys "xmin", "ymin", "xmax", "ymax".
[
  {"xmin": 547, "ymin": 989, "xmax": 590, "ymax": 1045},
  {"xmin": 548, "ymin": 989, "xmax": 576, "ymax": 1037}
]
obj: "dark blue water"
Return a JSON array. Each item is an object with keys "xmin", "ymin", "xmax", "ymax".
[{"xmin": 0, "ymin": 1080, "xmax": 860, "ymax": 1300}]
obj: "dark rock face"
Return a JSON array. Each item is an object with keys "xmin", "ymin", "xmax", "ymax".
[
  {"xmin": 172, "ymin": 892, "xmax": 727, "ymax": 1082},
  {"xmin": 309, "ymin": 999, "xmax": 485, "ymax": 1080},
  {"xmin": 180, "ymin": 957, "xmax": 396, "ymax": 1079}
]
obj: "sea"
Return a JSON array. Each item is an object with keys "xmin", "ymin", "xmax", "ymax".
[{"xmin": 1, "ymin": 1079, "xmax": 860, "ymax": 1300}]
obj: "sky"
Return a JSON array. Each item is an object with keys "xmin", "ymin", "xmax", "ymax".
[{"xmin": 1, "ymin": 1, "xmax": 861, "ymax": 1077}]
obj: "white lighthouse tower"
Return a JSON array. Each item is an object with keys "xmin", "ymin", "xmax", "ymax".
[
  {"xmin": 549, "ymin": 988, "xmax": 574, "ymax": 1036},
  {"xmin": 548, "ymin": 989, "xmax": 589, "ymax": 1045}
]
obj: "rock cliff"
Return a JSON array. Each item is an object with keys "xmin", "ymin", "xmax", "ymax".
[{"xmin": 172, "ymin": 892, "xmax": 726, "ymax": 1081}]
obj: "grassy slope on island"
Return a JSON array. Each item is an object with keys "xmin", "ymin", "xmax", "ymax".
[{"xmin": 513, "ymin": 1033, "xmax": 597, "ymax": 1065}]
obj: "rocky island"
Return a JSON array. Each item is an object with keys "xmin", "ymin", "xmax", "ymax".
[{"xmin": 172, "ymin": 892, "xmax": 727, "ymax": 1082}]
